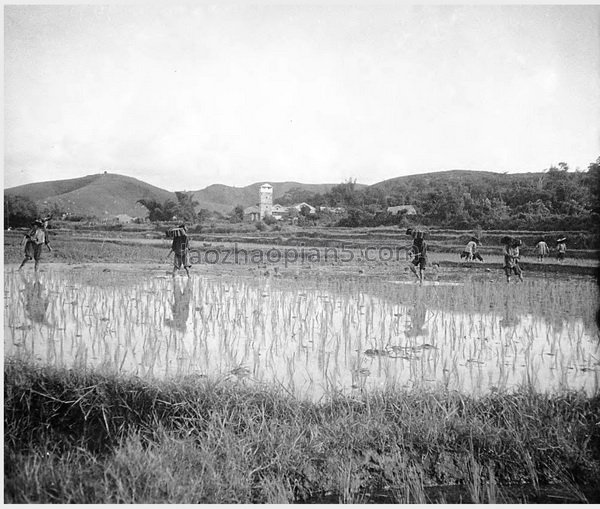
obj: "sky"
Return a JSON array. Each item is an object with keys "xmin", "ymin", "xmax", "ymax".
[{"xmin": 4, "ymin": 2, "xmax": 600, "ymax": 191}]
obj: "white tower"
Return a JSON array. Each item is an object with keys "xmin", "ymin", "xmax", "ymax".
[{"xmin": 259, "ymin": 183, "xmax": 273, "ymax": 220}]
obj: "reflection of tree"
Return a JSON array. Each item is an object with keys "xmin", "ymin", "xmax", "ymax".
[
  {"xmin": 406, "ymin": 302, "xmax": 428, "ymax": 337},
  {"xmin": 22, "ymin": 274, "xmax": 49, "ymax": 325},
  {"xmin": 164, "ymin": 279, "xmax": 191, "ymax": 332}
]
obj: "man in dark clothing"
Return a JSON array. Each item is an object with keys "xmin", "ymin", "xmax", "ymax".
[
  {"xmin": 169, "ymin": 224, "xmax": 191, "ymax": 277},
  {"xmin": 406, "ymin": 228, "xmax": 427, "ymax": 283}
]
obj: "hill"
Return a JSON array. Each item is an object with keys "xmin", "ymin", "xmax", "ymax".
[
  {"xmin": 345, "ymin": 167, "xmax": 598, "ymax": 231},
  {"xmin": 371, "ymin": 169, "xmax": 542, "ymax": 190},
  {"xmin": 189, "ymin": 182, "xmax": 343, "ymax": 214},
  {"xmin": 5, "ymin": 173, "xmax": 176, "ymax": 219}
]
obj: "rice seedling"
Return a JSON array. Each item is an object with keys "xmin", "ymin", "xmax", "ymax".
[{"xmin": 4, "ymin": 267, "xmax": 599, "ymax": 400}]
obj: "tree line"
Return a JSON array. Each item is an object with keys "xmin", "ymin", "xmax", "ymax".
[
  {"xmin": 4, "ymin": 192, "xmax": 213, "ymax": 228},
  {"xmin": 278, "ymin": 159, "xmax": 600, "ymax": 231}
]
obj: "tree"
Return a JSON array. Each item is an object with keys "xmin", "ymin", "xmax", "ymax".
[
  {"xmin": 586, "ymin": 157, "xmax": 600, "ymax": 216},
  {"xmin": 231, "ymin": 205, "xmax": 245, "ymax": 222},
  {"xmin": 175, "ymin": 192, "xmax": 200, "ymax": 222},
  {"xmin": 326, "ymin": 178, "xmax": 359, "ymax": 207},
  {"xmin": 41, "ymin": 202, "xmax": 63, "ymax": 219},
  {"xmin": 299, "ymin": 205, "xmax": 312, "ymax": 217},
  {"xmin": 137, "ymin": 198, "xmax": 179, "ymax": 222},
  {"xmin": 277, "ymin": 187, "xmax": 319, "ymax": 206},
  {"xmin": 196, "ymin": 208, "xmax": 211, "ymax": 223},
  {"xmin": 5, "ymin": 194, "xmax": 38, "ymax": 228}
]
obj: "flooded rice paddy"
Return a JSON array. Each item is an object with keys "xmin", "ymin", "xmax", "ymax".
[{"xmin": 4, "ymin": 267, "xmax": 600, "ymax": 401}]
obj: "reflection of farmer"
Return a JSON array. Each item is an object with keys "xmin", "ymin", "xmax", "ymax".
[
  {"xmin": 18, "ymin": 220, "xmax": 52, "ymax": 272},
  {"xmin": 406, "ymin": 302, "xmax": 427, "ymax": 337},
  {"xmin": 499, "ymin": 302, "xmax": 520, "ymax": 328},
  {"xmin": 406, "ymin": 228, "xmax": 427, "ymax": 283},
  {"xmin": 22, "ymin": 274, "xmax": 50, "ymax": 325},
  {"xmin": 164, "ymin": 279, "xmax": 192, "ymax": 332},
  {"xmin": 168, "ymin": 225, "xmax": 191, "ymax": 277}
]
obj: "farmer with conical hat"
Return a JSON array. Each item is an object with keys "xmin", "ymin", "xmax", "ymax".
[
  {"xmin": 556, "ymin": 237, "xmax": 567, "ymax": 263},
  {"xmin": 168, "ymin": 224, "xmax": 191, "ymax": 277}
]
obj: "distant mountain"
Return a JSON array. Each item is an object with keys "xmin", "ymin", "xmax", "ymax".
[
  {"xmin": 4, "ymin": 174, "xmax": 355, "ymax": 218},
  {"xmin": 5, "ymin": 173, "xmax": 176, "ymax": 218},
  {"xmin": 188, "ymin": 182, "xmax": 343, "ymax": 214},
  {"xmin": 6, "ymin": 169, "xmax": 563, "ymax": 220}
]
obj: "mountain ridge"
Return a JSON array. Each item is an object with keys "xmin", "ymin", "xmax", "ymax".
[
  {"xmin": 5, "ymin": 169, "xmax": 556, "ymax": 218},
  {"xmin": 5, "ymin": 173, "xmax": 176, "ymax": 218}
]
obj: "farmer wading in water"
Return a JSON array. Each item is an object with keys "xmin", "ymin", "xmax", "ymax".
[
  {"xmin": 406, "ymin": 228, "xmax": 428, "ymax": 283},
  {"xmin": 168, "ymin": 224, "xmax": 191, "ymax": 277},
  {"xmin": 18, "ymin": 219, "xmax": 51, "ymax": 272},
  {"xmin": 502, "ymin": 236, "xmax": 523, "ymax": 283}
]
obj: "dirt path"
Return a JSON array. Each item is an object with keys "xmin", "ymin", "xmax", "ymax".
[{"xmin": 6, "ymin": 256, "xmax": 598, "ymax": 283}]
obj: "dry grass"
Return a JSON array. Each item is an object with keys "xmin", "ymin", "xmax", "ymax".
[{"xmin": 5, "ymin": 360, "xmax": 600, "ymax": 503}]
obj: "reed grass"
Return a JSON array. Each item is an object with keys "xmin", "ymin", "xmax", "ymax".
[{"xmin": 5, "ymin": 360, "xmax": 600, "ymax": 503}]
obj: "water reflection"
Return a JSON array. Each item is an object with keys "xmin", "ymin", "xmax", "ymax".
[
  {"xmin": 4, "ymin": 269, "xmax": 600, "ymax": 400},
  {"xmin": 499, "ymin": 301, "xmax": 521, "ymax": 329},
  {"xmin": 164, "ymin": 279, "xmax": 192, "ymax": 332},
  {"xmin": 22, "ymin": 274, "xmax": 50, "ymax": 326},
  {"xmin": 406, "ymin": 302, "xmax": 428, "ymax": 338}
]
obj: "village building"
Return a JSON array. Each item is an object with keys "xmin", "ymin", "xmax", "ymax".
[
  {"xmin": 243, "ymin": 184, "xmax": 317, "ymax": 222},
  {"xmin": 271, "ymin": 203, "xmax": 288, "ymax": 220},
  {"xmin": 387, "ymin": 205, "xmax": 417, "ymax": 215},
  {"xmin": 259, "ymin": 183, "xmax": 273, "ymax": 219},
  {"xmin": 104, "ymin": 213, "xmax": 135, "ymax": 224},
  {"xmin": 243, "ymin": 205, "xmax": 260, "ymax": 222},
  {"xmin": 319, "ymin": 206, "xmax": 346, "ymax": 214},
  {"xmin": 289, "ymin": 202, "xmax": 316, "ymax": 215}
]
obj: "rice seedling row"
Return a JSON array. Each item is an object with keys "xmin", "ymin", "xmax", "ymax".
[{"xmin": 5, "ymin": 268, "xmax": 599, "ymax": 400}]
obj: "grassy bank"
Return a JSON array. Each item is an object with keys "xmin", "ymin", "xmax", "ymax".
[{"xmin": 5, "ymin": 360, "xmax": 600, "ymax": 503}]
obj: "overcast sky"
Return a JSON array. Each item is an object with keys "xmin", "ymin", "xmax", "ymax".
[{"xmin": 4, "ymin": 3, "xmax": 600, "ymax": 191}]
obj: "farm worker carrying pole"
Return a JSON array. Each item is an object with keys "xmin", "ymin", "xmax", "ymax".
[
  {"xmin": 18, "ymin": 219, "xmax": 52, "ymax": 272},
  {"xmin": 405, "ymin": 228, "xmax": 428, "ymax": 284},
  {"xmin": 501, "ymin": 236, "xmax": 523, "ymax": 283},
  {"xmin": 168, "ymin": 224, "xmax": 191, "ymax": 277}
]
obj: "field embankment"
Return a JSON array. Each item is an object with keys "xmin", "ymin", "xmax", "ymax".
[
  {"xmin": 4, "ymin": 228, "xmax": 598, "ymax": 277},
  {"xmin": 4, "ymin": 361, "xmax": 600, "ymax": 503}
]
